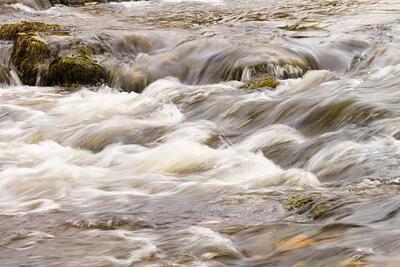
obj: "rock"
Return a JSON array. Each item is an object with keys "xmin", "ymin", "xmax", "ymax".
[
  {"xmin": 0, "ymin": 0, "xmax": 129, "ymax": 8},
  {"xmin": 65, "ymin": 214, "xmax": 154, "ymax": 230},
  {"xmin": 0, "ymin": 21, "xmax": 60, "ymax": 41},
  {"xmin": 25, "ymin": 0, "xmax": 52, "ymax": 9},
  {"xmin": 47, "ymin": 52, "xmax": 106, "ymax": 87},
  {"xmin": 285, "ymin": 193, "xmax": 316, "ymax": 211},
  {"xmin": 49, "ymin": 0, "xmax": 124, "ymax": 6},
  {"xmin": 3, "ymin": 22, "xmax": 107, "ymax": 87},
  {"xmin": 107, "ymin": 67, "xmax": 148, "ymax": 92},
  {"xmin": 285, "ymin": 192, "xmax": 351, "ymax": 220},
  {"xmin": 49, "ymin": 0, "xmax": 85, "ymax": 6},
  {"xmin": 0, "ymin": 65, "xmax": 10, "ymax": 84},
  {"xmin": 275, "ymin": 234, "xmax": 316, "ymax": 252},
  {"xmin": 241, "ymin": 73, "xmax": 279, "ymax": 90},
  {"xmin": 0, "ymin": 0, "xmax": 52, "ymax": 10},
  {"xmin": 11, "ymin": 33, "xmax": 51, "ymax": 85}
]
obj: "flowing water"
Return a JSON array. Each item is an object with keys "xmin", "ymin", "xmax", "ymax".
[{"xmin": 1, "ymin": 0, "xmax": 400, "ymax": 266}]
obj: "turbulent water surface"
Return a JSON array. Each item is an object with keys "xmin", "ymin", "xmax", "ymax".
[{"xmin": 1, "ymin": 0, "xmax": 400, "ymax": 266}]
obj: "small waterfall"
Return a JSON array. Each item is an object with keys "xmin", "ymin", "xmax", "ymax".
[
  {"xmin": 0, "ymin": 41, "xmax": 21, "ymax": 85},
  {"xmin": 104, "ymin": 37, "xmax": 319, "ymax": 92},
  {"xmin": 1, "ymin": 0, "xmax": 52, "ymax": 10}
]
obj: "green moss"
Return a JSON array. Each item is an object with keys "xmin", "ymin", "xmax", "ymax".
[
  {"xmin": 285, "ymin": 193, "xmax": 346, "ymax": 220},
  {"xmin": 47, "ymin": 52, "xmax": 106, "ymax": 87},
  {"xmin": 11, "ymin": 33, "xmax": 51, "ymax": 85},
  {"xmin": 3, "ymin": 22, "xmax": 109, "ymax": 87},
  {"xmin": 286, "ymin": 193, "xmax": 316, "ymax": 211},
  {"xmin": 50, "ymin": 0, "xmax": 83, "ymax": 5},
  {"xmin": 241, "ymin": 74, "xmax": 279, "ymax": 90},
  {"xmin": 50, "ymin": 0, "xmax": 105, "ymax": 6},
  {"xmin": 0, "ymin": 65, "xmax": 10, "ymax": 84},
  {"xmin": 0, "ymin": 21, "xmax": 59, "ymax": 40},
  {"xmin": 310, "ymin": 203, "xmax": 334, "ymax": 220},
  {"xmin": 3, "ymin": 22, "xmax": 59, "ymax": 85}
]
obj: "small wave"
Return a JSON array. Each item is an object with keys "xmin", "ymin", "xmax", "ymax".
[{"xmin": 7, "ymin": 3, "xmax": 37, "ymax": 12}]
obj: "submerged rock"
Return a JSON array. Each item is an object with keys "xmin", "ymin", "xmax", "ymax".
[
  {"xmin": 65, "ymin": 214, "xmax": 154, "ymax": 230},
  {"xmin": 241, "ymin": 73, "xmax": 279, "ymax": 90},
  {"xmin": 49, "ymin": 0, "xmax": 85, "ymax": 6},
  {"xmin": 285, "ymin": 192, "xmax": 351, "ymax": 220},
  {"xmin": 49, "ymin": 0, "xmax": 139, "ymax": 6}
]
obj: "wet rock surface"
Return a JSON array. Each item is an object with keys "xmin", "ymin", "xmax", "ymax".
[
  {"xmin": 11, "ymin": 32, "xmax": 51, "ymax": 85},
  {"xmin": 0, "ymin": 19, "xmax": 320, "ymax": 90},
  {"xmin": 1, "ymin": 22, "xmax": 107, "ymax": 87},
  {"xmin": 241, "ymin": 73, "xmax": 280, "ymax": 90}
]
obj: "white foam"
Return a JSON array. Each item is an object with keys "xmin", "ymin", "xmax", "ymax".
[
  {"xmin": 7, "ymin": 3, "xmax": 37, "ymax": 13},
  {"xmin": 0, "ymin": 83, "xmax": 320, "ymax": 214},
  {"xmin": 237, "ymin": 124, "xmax": 306, "ymax": 152},
  {"xmin": 177, "ymin": 226, "xmax": 241, "ymax": 259}
]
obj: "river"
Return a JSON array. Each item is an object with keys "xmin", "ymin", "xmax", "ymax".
[{"xmin": 1, "ymin": 0, "xmax": 400, "ymax": 266}]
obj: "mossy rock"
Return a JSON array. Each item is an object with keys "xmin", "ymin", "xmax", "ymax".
[
  {"xmin": 49, "ymin": 0, "xmax": 85, "ymax": 5},
  {"xmin": 4, "ymin": 22, "xmax": 109, "ymax": 87},
  {"xmin": 11, "ymin": 33, "xmax": 51, "ymax": 85},
  {"xmin": 0, "ymin": 21, "xmax": 59, "ymax": 40},
  {"xmin": 47, "ymin": 54, "xmax": 106, "ymax": 87},
  {"xmin": 286, "ymin": 193, "xmax": 316, "ymax": 211},
  {"xmin": 49, "ymin": 0, "xmax": 110, "ymax": 5},
  {"xmin": 107, "ymin": 67, "xmax": 148, "ymax": 92},
  {"xmin": 0, "ymin": 0, "xmax": 52, "ymax": 10},
  {"xmin": 0, "ymin": 65, "xmax": 10, "ymax": 84},
  {"xmin": 241, "ymin": 74, "xmax": 279, "ymax": 90},
  {"xmin": 285, "ymin": 193, "xmax": 349, "ymax": 220}
]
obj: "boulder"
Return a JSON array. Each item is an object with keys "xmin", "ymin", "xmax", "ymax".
[
  {"xmin": 11, "ymin": 33, "xmax": 51, "ymax": 85},
  {"xmin": 0, "ymin": 21, "xmax": 60, "ymax": 40},
  {"xmin": 47, "ymin": 52, "xmax": 106, "ymax": 87},
  {"xmin": 1, "ymin": 22, "xmax": 107, "ymax": 87}
]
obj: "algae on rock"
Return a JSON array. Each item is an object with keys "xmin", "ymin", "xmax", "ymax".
[
  {"xmin": 0, "ymin": 65, "xmax": 10, "ymax": 84},
  {"xmin": 0, "ymin": 0, "xmax": 52, "ymax": 10},
  {"xmin": 241, "ymin": 73, "xmax": 279, "ymax": 90},
  {"xmin": 1, "ymin": 22, "xmax": 59, "ymax": 85},
  {"xmin": 49, "ymin": 0, "xmax": 114, "ymax": 5},
  {"xmin": 11, "ymin": 33, "xmax": 51, "ymax": 85},
  {"xmin": 47, "ymin": 53, "xmax": 106, "ymax": 87},
  {"xmin": 285, "ymin": 192, "xmax": 351, "ymax": 220},
  {"xmin": 0, "ymin": 21, "xmax": 59, "ymax": 40},
  {"xmin": 49, "ymin": 0, "xmax": 85, "ymax": 6},
  {"xmin": 3, "ymin": 21, "xmax": 107, "ymax": 87}
]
